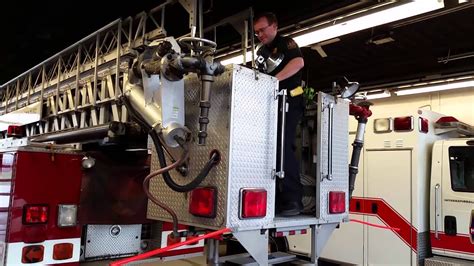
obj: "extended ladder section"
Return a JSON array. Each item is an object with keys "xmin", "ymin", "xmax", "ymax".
[
  {"xmin": 0, "ymin": 3, "xmax": 178, "ymax": 138},
  {"xmin": 0, "ymin": 1, "xmax": 260, "ymax": 141}
]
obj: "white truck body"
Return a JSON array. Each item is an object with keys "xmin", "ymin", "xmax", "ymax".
[{"xmin": 288, "ymin": 87, "xmax": 474, "ymax": 265}]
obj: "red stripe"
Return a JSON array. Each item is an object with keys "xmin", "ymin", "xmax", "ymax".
[
  {"xmin": 430, "ymin": 232, "xmax": 474, "ymax": 254},
  {"xmin": 350, "ymin": 197, "xmax": 417, "ymax": 251},
  {"xmin": 350, "ymin": 197, "xmax": 474, "ymax": 255}
]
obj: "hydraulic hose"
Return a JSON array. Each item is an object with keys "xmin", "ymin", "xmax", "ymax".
[
  {"xmin": 142, "ymin": 148, "xmax": 188, "ymax": 237},
  {"xmin": 122, "ymin": 95, "xmax": 220, "ymax": 193},
  {"xmin": 151, "ymin": 129, "xmax": 220, "ymax": 192}
]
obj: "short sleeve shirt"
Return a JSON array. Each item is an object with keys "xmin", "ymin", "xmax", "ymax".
[{"xmin": 266, "ymin": 35, "xmax": 303, "ymax": 91}]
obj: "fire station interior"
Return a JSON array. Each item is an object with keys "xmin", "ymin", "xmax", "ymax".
[{"xmin": 1, "ymin": 0, "xmax": 474, "ymax": 265}]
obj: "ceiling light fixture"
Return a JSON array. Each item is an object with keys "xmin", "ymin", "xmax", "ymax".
[
  {"xmin": 365, "ymin": 89, "xmax": 391, "ymax": 100},
  {"xmin": 293, "ymin": 1, "xmax": 443, "ymax": 47},
  {"xmin": 394, "ymin": 79, "xmax": 474, "ymax": 96}
]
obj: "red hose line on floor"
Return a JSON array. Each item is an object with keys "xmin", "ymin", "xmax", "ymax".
[
  {"xmin": 109, "ymin": 227, "xmax": 231, "ymax": 266},
  {"xmin": 350, "ymin": 219, "xmax": 400, "ymax": 232}
]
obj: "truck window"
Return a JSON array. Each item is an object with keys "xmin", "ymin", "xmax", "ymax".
[{"xmin": 449, "ymin": 146, "xmax": 474, "ymax": 192}]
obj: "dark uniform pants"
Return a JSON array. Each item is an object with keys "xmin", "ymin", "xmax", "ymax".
[{"xmin": 276, "ymin": 94, "xmax": 304, "ymax": 204}]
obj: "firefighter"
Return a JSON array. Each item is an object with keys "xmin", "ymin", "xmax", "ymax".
[{"xmin": 254, "ymin": 12, "xmax": 305, "ymax": 216}]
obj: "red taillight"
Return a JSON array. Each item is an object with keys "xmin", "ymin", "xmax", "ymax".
[
  {"xmin": 23, "ymin": 205, "xmax": 49, "ymax": 224},
  {"xmin": 240, "ymin": 189, "xmax": 267, "ymax": 219},
  {"xmin": 436, "ymin": 116, "xmax": 458, "ymax": 123},
  {"xmin": 419, "ymin": 117, "xmax": 429, "ymax": 133},
  {"xmin": 189, "ymin": 187, "xmax": 217, "ymax": 218},
  {"xmin": 7, "ymin": 125, "xmax": 24, "ymax": 138},
  {"xmin": 394, "ymin": 116, "xmax": 413, "ymax": 131},
  {"xmin": 329, "ymin": 191, "xmax": 346, "ymax": 214},
  {"xmin": 53, "ymin": 243, "xmax": 74, "ymax": 260},
  {"xmin": 22, "ymin": 245, "xmax": 44, "ymax": 263}
]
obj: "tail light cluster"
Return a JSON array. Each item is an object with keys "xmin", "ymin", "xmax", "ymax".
[
  {"xmin": 23, "ymin": 204, "xmax": 77, "ymax": 227},
  {"xmin": 188, "ymin": 187, "xmax": 269, "ymax": 219},
  {"xmin": 374, "ymin": 116, "xmax": 430, "ymax": 133},
  {"xmin": 21, "ymin": 203, "xmax": 77, "ymax": 263},
  {"xmin": 22, "ymin": 243, "xmax": 74, "ymax": 263}
]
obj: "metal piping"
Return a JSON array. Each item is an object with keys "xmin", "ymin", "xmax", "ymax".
[{"xmin": 30, "ymin": 124, "xmax": 112, "ymax": 143}]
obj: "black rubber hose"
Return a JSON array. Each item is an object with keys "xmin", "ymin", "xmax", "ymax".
[
  {"xmin": 150, "ymin": 129, "xmax": 220, "ymax": 192},
  {"xmin": 121, "ymin": 95, "xmax": 220, "ymax": 192}
]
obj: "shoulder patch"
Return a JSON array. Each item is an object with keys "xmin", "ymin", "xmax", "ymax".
[{"xmin": 287, "ymin": 38, "xmax": 298, "ymax": 49}]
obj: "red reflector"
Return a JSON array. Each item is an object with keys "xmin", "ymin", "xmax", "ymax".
[
  {"xmin": 394, "ymin": 116, "xmax": 413, "ymax": 131},
  {"xmin": 329, "ymin": 191, "xmax": 346, "ymax": 214},
  {"xmin": 189, "ymin": 187, "xmax": 217, "ymax": 218},
  {"xmin": 301, "ymin": 229, "xmax": 307, "ymax": 234},
  {"xmin": 240, "ymin": 189, "xmax": 267, "ymax": 219},
  {"xmin": 419, "ymin": 117, "xmax": 429, "ymax": 133},
  {"xmin": 23, "ymin": 205, "xmax": 49, "ymax": 224},
  {"xmin": 289, "ymin": 230, "xmax": 296, "ymax": 235},
  {"xmin": 275, "ymin": 232, "xmax": 284, "ymax": 237},
  {"xmin": 53, "ymin": 243, "xmax": 73, "ymax": 260},
  {"xmin": 436, "ymin": 116, "xmax": 458, "ymax": 123},
  {"xmin": 7, "ymin": 125, "xmax": 24, "ymax": 138},
  {"xmin": 22, "ymin": 245, "xmax": 44, "ymax": 263}
]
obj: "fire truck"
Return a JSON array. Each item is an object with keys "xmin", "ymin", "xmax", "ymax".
[
  {"xmin": 288, "ymin": 108, "xmax": 474, "ymax": 265},
  {"xmin": 0, "ymin": 2, "xmax": 370, "ymax": 265}
]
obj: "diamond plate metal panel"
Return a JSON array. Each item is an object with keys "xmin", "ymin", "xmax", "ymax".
[
  {"xmin": 84, "ymin": 224, "xmax": 142, "ymax": 259},
  {"xmin": 227, "ymin": 66, "xmax": 278, "ymax": 229},
  {"xmin": 425, "ymin": 256, "xmax": 470, "ymax": 266},
  {"xmin": 417, "ymin": 231, "xmax": 430, "ymax": 264},
  {"xmin": 316, "ymin": 93, "xmax": 349, "ymax": 222},
  {"xmin": 148, "ymin": 65, "xmax": 278, "ymax": 230}
]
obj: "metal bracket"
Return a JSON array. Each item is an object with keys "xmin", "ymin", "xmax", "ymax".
[
  {"xmin": 310, "ymin": 223, "xmax": 338, "ymax": 263},
  {"xmin": 233, "ymin": 230, "xmax": 269, "ymax": 266},
  {"xmin": 275, "ymin": 170, "xmax": 285, "ymax": 179},
  {"xmin": 178, "ymin": 0, "xmax": 198, "ymax": 31}
]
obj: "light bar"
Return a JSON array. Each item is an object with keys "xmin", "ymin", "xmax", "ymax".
[
  {"xmin": 395, "ymin": 80, "xmax": 474, "ymax": 96},
  {"xmin": 293, "ymin": 1, "xmax": 444, "ymax": 47},
  {"xmin": 218, "ymin": 1, "xmax": 444, "ymax": 65},
  {"xmin": 365, "ymin": 90, "xmax": 391, "ymax": 100}
]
